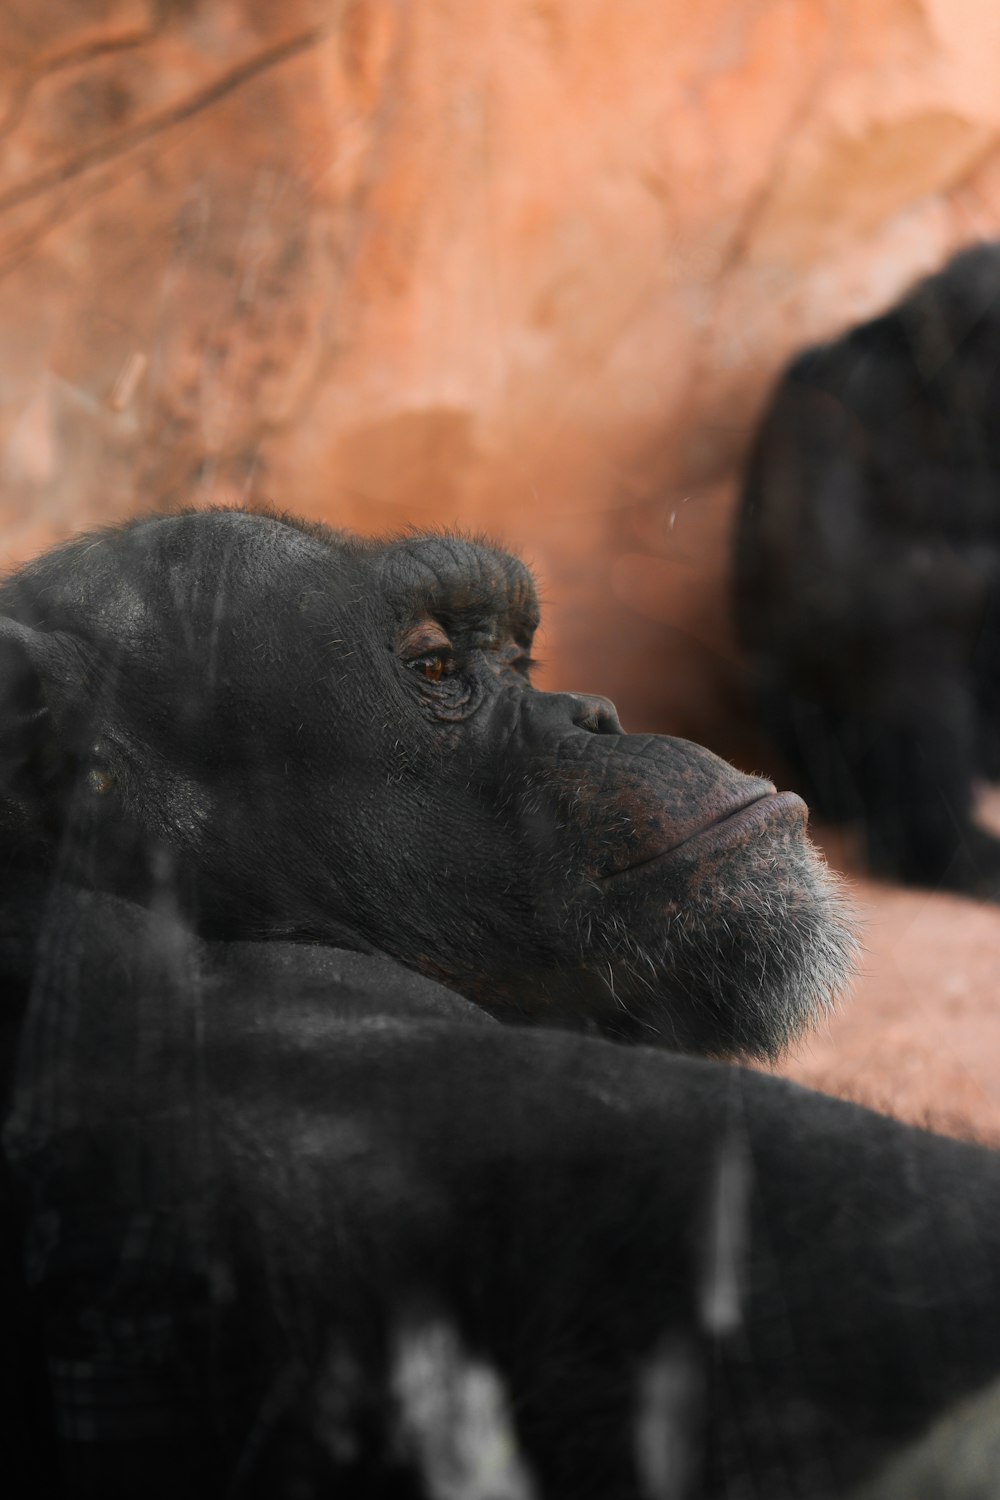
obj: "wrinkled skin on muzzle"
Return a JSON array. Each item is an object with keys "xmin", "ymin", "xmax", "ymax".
[{"xmin": 0, "ymin": 509, "xmax": 857, "ymax": 1059}]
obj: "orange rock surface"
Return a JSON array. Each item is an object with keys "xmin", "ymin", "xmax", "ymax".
[
  {"xmin": 1, "ymin": 0, "xmax": 999, "ymax": 1132},
  {"xmin": 772, "ymin": 790, "xmax": 1000, "ymax": 1144}
]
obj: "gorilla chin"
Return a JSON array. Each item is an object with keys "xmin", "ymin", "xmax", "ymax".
[{"xmin": 571, "ymin": 792, "xmax": 859, "ymax": 1060}]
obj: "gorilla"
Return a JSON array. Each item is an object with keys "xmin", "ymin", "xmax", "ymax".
[
  {"xmin": 0, "ymin": 506, "xmax": 854, "ymax": 1058},
  {"xmin": 6, "ymin": 508, "xmax": 998, "ymax": 1498},
  {"xmin": 3, "ymin": 881, "xmax": 1000, "ymax": 1499},
  {"xmin": 734, "ymin": 242, "xmax": 1000, "ymax": 895}
]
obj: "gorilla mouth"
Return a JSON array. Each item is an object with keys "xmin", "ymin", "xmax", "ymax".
[{"xmin": 604, "ymin": 790, "xmax": 808, "ymax": 881}]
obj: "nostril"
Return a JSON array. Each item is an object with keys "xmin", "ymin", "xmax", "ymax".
[{"xmin": 570, "ymin": 693, "xmax": 623, "ymax": 735}]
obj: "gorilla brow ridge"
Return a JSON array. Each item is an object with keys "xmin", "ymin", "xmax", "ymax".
[
  {"xmin": 0, "ymin": 509, "xmax": 541, "ymax": 646},
  {"xmin": 375, "ymin": 534, "xmax": 539, "ymax": 641}
]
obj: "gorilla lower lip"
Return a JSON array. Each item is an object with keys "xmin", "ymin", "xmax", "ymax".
[
  {"xmin": 687, "ymin": 789, "xmax": 807, "ymax": 855},
  {"xmin": 607, "ymin": 791, "xmax": 808, "ymax": 880}
]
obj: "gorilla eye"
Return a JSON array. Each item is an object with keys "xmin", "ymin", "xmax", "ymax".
[
  {"xmin": 417, "ymin": 655, "xmax": 444, "ymax": 682},
  {"xmin": 410, "ymin": 652, "xmax": 454, "ymax": 683},
  {"xmin": 399, "ymin": 620, "xmax": 456, "ymax": 683},
  {"xmin": 88, "ymin": 768, "xmax": 115, "ymax": 796}
]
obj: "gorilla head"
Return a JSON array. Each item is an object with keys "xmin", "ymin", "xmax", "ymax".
[{"xmin": 0, "ymin": 509, "xmax": 856, "ymax": 1057}]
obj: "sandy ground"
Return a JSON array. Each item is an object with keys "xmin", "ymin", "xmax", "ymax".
[{"xmin": 771, "ymin": 790, "xmax": 1000, "ymax": 1142}]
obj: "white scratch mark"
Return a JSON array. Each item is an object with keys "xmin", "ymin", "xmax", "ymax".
[
  {"xmin": 634, "ymin": 1338, "xmax": 702, "ymax": 1500},
  {"xmin": 699, "ymin": 1133, "xmax": 750, "ymax": 1337},
  {"xmin": 392, "ymin": 1321, "xmax": 536, "ymax": 1500}
]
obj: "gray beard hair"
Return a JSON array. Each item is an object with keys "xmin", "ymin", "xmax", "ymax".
[{"xmin": 594, "ymin": 831, "xmax": 861, "ymax": 1061}]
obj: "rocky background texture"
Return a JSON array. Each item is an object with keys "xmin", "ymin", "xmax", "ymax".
[{"xmin": 2, "ymin": 0, "xmax": 1000, "ymax": 1131}]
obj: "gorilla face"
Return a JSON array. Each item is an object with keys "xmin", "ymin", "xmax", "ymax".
[{"xmin": 0, "ymin": 509, "xmax": 856, "ymax": 1059}]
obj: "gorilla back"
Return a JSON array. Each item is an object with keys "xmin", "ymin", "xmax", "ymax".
[
  {"xmin": 3, "ymin": 883, "xmax": 999, "ymax": 1500},
  {"xmin": 734, "ymin": 241, "xmax": 1000, "ymax": 897},
  {"xmin": 0, "ymin": 507, "xmax": 854, "ymax": 1059}
]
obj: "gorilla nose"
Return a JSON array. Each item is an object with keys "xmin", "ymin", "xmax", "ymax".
[
  {"xmin": 520, "ymin": 689, "xmax": 624, "ymax": 739},
  {"xmin": 568, "ymin": 693, "xmax": 623, "ymax": 735}
]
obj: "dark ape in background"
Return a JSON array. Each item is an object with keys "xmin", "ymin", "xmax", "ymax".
[{"xmin": 734, "ymin": 241, "xmax": 1000, "ymax": 896}]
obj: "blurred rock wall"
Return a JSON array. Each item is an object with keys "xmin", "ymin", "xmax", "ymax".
[{"xmin": 3, "ymin": 0, "xmax": 1000, "ymax": 743}]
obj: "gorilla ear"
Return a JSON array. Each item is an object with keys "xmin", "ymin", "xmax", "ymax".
[{"xmin": 0, "ymin": 616, "xmax": 83, "ymax": 842}]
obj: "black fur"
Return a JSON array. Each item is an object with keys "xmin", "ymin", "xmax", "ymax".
[
  {"xmin": 3, "ymin": 885, "xmax": 999, "ymax": 1498},
  {"xmin": 0, "ymin": 510, "xmax": 869, "ymax": 1495},
  {"xmin": 735, "ymin": 242, "xmax": 1000, "ymax": 895}
]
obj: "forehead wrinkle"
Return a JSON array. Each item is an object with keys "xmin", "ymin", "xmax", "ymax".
[{"xmin": 377, "ymin": 534, "xmax": 540, "ymax": 636}]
